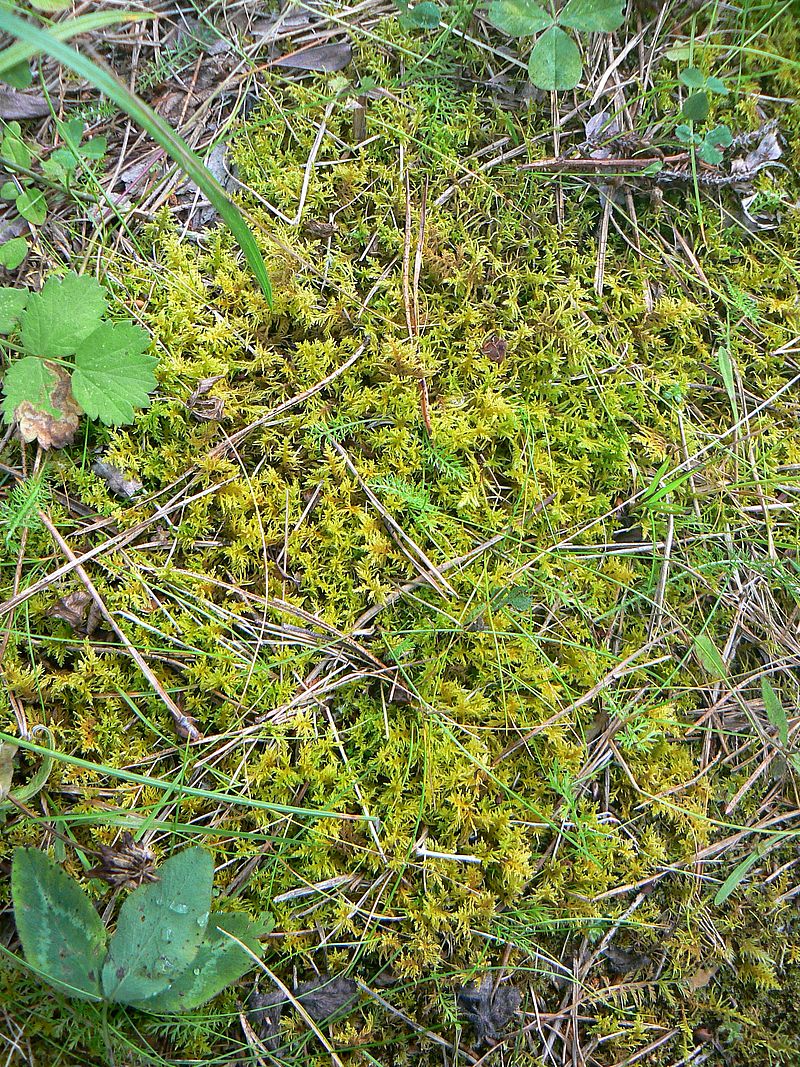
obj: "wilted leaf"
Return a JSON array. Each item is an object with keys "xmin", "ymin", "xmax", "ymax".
[
  {"xmin": 49, "ymin": 589, "xmax": 93, "ymax": 631},
  {"xmin": 2, "ymin": 359, "xmax": 81, "ymax": 449},
  {"xmin": 273, "ymin": 40, "xmax": 352, "ymax": 72},
  {"xmin": 91, "ymin": 460, "xmax": 143, "ymax": 499},
  {"xmin": 528, "ymin": 25, "xmax": 582, "ymax": 91},
  {"xmin": 86, "ymin": 832, "xmax": 157, "ymax": 888},
  {"xmin": 457, "ymin": 974, "xmax": 521, "ymax": 1047},
  {"xmin": 558, "ymin": 0, "xmax": 624, "ymax": 33},
  {"xmin": 486, "ymin": 0, "xmax": 551, "ymax": 36},
  {"xmin": 0, "ymin": 739, "xmax": 17, "ymax": 800}
]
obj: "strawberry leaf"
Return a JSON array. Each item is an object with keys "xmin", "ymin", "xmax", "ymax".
[
  {"xmin": 0, "ymin": 286, "xmax": 28, "ymax": 332},
  {"xmin": 1, "ymin": 356, "xmax": 59, "ymax": 421},
  {"xmin": 20, "ymin": 273, "xmax": 108, "ymax": 357},
  {"xmin": 71, "ymin": 321, "xmax": 157, "ymax": 425}
]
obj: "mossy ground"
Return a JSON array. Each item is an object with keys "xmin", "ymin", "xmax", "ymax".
[{"xmin": 3, "ymin": 7, "xmax": 800, "ymax": 1065}]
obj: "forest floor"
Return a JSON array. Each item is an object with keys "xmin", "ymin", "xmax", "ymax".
[{"xmin": 2, "ymin": 1, "xmax": 800, "ymax": 1065}]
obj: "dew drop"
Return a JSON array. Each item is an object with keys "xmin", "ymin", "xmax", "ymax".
[
  {"xmin": 193, "ymin": 968, "xmax": 201, "ymax": 976},
  {"xmin": 161, "ymin": 927, "xmax": 174, "ymax": 941},
  {"xmin": 196, "ymin": 912, "xmax": 209, "ymax": 927},
  {"xmin": 169, "ymin": 902, "xmax": 189, "ymax": 915}
]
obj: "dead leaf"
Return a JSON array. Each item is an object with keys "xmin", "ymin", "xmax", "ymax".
[
  {"xmin": 247, "ymin": 976, "xmax": 359, "ymax": 1052},
  {"xmin": 187, "ymin": 376, "xmax": 225, "ymax": 421},
  {"xmin": 49, "ymin": 588, "xmax": 93, "ymax": 631},
  {"xmin": 273, "ymin": 40, "xmax": 352, "ymax": 72},
  {"xmin": 86, "ymin": 831, "xmax": 157, "ymax": 887},
  {"xmin": 0, "ymin": 89, "xmax": 49, "ymax": 120},
  {"xmin": 684, "ymin": 965, "xmax": 718, "ymax": 993},
  {"xmin": 91, "ymin": 460, "xmax": 143, "ymax": 499},
  {"xmin": 457, "ymin": 974, "xmax": 521, "ymax": 1047},
  {"xmin": 481, "ymin": 336, "xmax": 507, "ymax": 363},
  {"xmin": 14, "ymin": 364, "xmax": 81, "ymax": 450},
  {"xmin": 602, "ymin": 944, "xmax": 652, "ymax": 974}
]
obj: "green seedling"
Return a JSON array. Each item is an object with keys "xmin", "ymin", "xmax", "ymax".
[
  {"xmin": 11, "ymin": 846, "xmax": 269, "ymax": 1010},
  {"xmin": 0, "ymin": 272, "xmax": 158, "ymax": 448},
  {"xmin": 0, "ymin": 118, "xmax": 106, "ymax": 268},
  {"xmin": 679, "ymin": 66, "xmax": 728, "ymax": 122},
  {"xmin": 486, "ymin": 0, "xmax": 624, "ymax": 91},
  {"xmin": 675, "ymin": 122, "xmax": 733, "ymax": 165}
]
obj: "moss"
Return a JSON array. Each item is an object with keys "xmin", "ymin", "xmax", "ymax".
[{"xmin": 3, "ymin": 10, "xmax": 800, "ymax": 1065}]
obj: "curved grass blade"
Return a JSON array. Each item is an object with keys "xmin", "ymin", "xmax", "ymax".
[
  {"xmin": 0, "ymin": 10, "xmax": 140, "ymax": 78},
  {"xmin": 0, "ymin": 9, "xmax": 272, "ymax": 304}
]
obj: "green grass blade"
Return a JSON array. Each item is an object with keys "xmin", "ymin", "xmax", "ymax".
[
  {"xmin": 0, "ymin": 9, "xmax": 272, "ymax": 304},
  {"xmin": 0, "ymin": 11, "xmax": 141, "ymax": 78}
]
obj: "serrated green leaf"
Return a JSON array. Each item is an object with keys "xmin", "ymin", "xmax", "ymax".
[
  {"xmin": 15, "ymin": 188, "xmax": 46, "ymax": 225},
  {"xmin": 528, "ymin": 25, "xmax": 582, "ymax": 90},
  {"xmin": 129, "ymin": 912, "xmax": 268, "ymax": 1013},
  {"xmin": 692, "ymin": 633, "xmax": 728, "ymax": 681},
  {"xmin": 0, "ymin": 286, "xmax": 28, "ymax": 332},
  {"xmin": 12, "ymin": 848, "xmax": 106, "ymax": 1001},
  {"xmin": 1, "ymin": 356, "xmax": 60, "ymax": 423},
  {"xmin": 679, "ymin": 66, "xmax": 705, "ymax": 89},
  {"xmin": 558, "ymin": 0, "xmax": 623, "ymax": 33},
  {"xmin": 487, "ymin": 0, "xmax": 552, "ymax": 36},
  {"xmin": 71, "ymin": 322, "xmax": 157, "ymax": 426},
  {"xmin": 762, "ymin": 678, "xmax": 789, "ymax": 747},
  {"xmin": 682, "ymin": 90, "xmax": 709, "ymax": 121},
  {"xmin": 20, "ymin": 272, "xmax": 108, "ymax": 357},
  {"xmin": 102, "ymin": 847, "xmax": 213, "ymax": 1005},
  {"xmin": 0, "ymin": 238, "xmax": 28, "ymax": 270}
]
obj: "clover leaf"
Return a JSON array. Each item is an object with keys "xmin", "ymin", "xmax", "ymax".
[{"xmin": 486, "ymin": 0, "xmax": 623, "ymax": 91}]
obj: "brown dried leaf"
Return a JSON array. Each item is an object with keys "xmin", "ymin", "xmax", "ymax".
[
  {"xmin": 91, "ymin": 460, "xmax": 143, "ymax": 499},
  {"xmin": 457, "ymin": 974, "xmax": 521, "ymax": 1047},
  {"xmin": 14, "ymin": 363, "xmax": 80, "ymax": 450},
  {"xmin": 86, "ymin": 831, "xmax": 157, "ymax": 888},
  {"xmin": 273, "ymin": 40, "xmax": 352, "ymax": 72},
  {"xmin": 0, "ymin": 89, "xmax": 49, "ymax": 119},
  {"xmin": 49, "ymin": 589, "xmax": 92, "ymax": 630},
  {"xmin": 0, "ymin": 740, "xmax": 18, "ymax": 801}
]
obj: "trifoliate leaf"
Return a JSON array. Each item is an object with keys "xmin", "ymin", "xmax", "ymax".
[
  {"xmin": 0, "ymin": 238, "xmax": 28, "ymax": 271},
  {"xmin": 682, "ymin": 91, "xmax": 710, "ymax": 121},
  {"xmin": 71, "ymin": 321, "xmax": 157, "ymax": 426},
  {"xmin": 675, "ymin": 123, "xmax": 697, "ymax": 145},
  {"xmin": 528, "ymin": 25, "xmax": 582, "ymax": 90},
  {"xmin": 20, "ymin": 273, "xmax": 108, "ymax": 357},
  {"xmin": 678, "ymin": 66, "xmax": 705, "ymax": 89},
  {"xmin": 12, "ymin": 848, "xmax": 107, "ymax": 1001},
  {"xmin": 2, "ymin": 359, "xmax": 81, "ymax": 448},
  {"xmin": 0, "ymin": 286, "xmax": 28, "ymax": 332},
  {"xmin": 487, "ymin": 0, "xmax": 552, "ymax": 36},
  {"xmin": 705, "ymin": 75, "xmax": 728, "ymax": 96},
  {"xmin": 558, "ymin": 0, "xmax": 624, "ymax": 32},
  {"xmin": 16, "ymin": 188, "xmax": 46, "ymax": 226}
]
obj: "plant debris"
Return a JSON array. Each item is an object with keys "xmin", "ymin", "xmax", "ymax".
[
  {"xmin": 247, "ymin": 976, "xmax": 360, "ymax": 1050},
  {"xmin": 457, "ymin": 974, "xmax": 521, "ymax": 1047},
  {"xmin": 86, "ymin": 831, "xmax": 158, "ymax": 888},
  {"xmin": 91, "ymin": 460, "xmax": 143, "ymax": 499}
]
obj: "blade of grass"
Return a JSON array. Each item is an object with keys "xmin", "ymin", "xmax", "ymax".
[
  {"xmin": 0, "ymin": 10, "xmax": 141, "ymax": 74},
  {"xmin": 0, "ymin": 730, "xmax": 370, "ymax": 822},
  {"xmin": 0, "ymin": 9, "xmax": 272, "ymax": 303}
]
